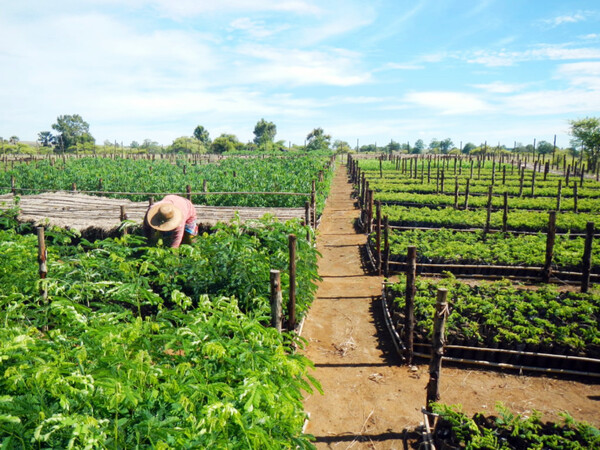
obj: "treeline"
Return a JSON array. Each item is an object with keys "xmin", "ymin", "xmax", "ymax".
[{"xmin": 1, "ymin": 115, "xmax": 336, "ymax": 155}]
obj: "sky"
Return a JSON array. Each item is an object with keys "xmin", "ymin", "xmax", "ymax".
[{"xmin": 1, "ymin": 0, "xmax": 599, "ymax": 149}]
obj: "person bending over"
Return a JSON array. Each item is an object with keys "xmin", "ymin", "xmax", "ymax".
[{"xmin": 143, "ymin": 195, "xmax": 198, "ymax": 248}]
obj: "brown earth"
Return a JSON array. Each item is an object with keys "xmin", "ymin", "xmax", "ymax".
[{"xmin": 301, "ymin": 163, "xmax": 600, "ymax": 449}]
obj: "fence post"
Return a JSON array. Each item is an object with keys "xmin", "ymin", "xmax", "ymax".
[
  {"xmin": 581, "ymin": 222, "xmax": 595, "ymax": 293},
  {"xmin": 405, "ymin": 246, "xmax": 417, "ymax": 365},
  {"xmin": 464, "ymin": 178, "xmax": 470, "ymax": 210},
  {"xmin": 37, "ymin": 227, "xmax": 48, "ymax": 301},
  {"xmin": 426, "ymin": 288, "xmax": 449, "ymax": 412},
  {"xmin": 270, "ymin": 270, "xmax": 282, "ymax": 332},
  {"xmin": 120, "ymin": 205, "xmax": 128, "ymax": 236},
  {"xmin": 542, "ymin": 211, "xmax": 557, "ymax": 282},
  {"xmin": 502, "ymin": 192, "xmax": 509, "ymax": 233},
  {"xmin": 556, "ymin": 180, "xmax": 562, "ymax": 212},
  {"xmin": 384, "ymin": 216, "xmax": 390, "ymax": 277},
  {"xmin": 311, "ymin": 180, "xmax": 317, "ymax": 228},
  {"xmin": 484, "ymin": 185, "xmax": 493, "ymax": 235},
  {"xmin": 186, "ymin": 185, "xmax": 192, "ymax": 201},
  {"xmin": 288, "ymin": 234, "xmax": 297, "ymax": 330},
  {"xmin": 376, "ymin": 201, "xmax": 382, "ymax": 275}
]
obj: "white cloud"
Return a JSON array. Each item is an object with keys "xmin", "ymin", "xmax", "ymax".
[
  {"xmin": 556, "ymin": 61, "xmax": 600, "ymax": 90},
  {"xmin": 502, "ymin": 88, "xmax": 600, "ymax": 116},
  {"xmin": 385, "ymin": 63, "xmax": 425, "ymax": 70},
  {"xmin": 229, "ymin": 18, "xmax": 288, "ymax": 39},
  {"xmin": 233, "ymin": 45, "xmax": 370, "ymax": 86},
  {"xmin": 472, "ymin": 82, "xmax": 527, "ymax": 94},
  {"xmin": 543, "ymin": 13, "xmax": 586, "ymax": 27},
  {"xmin": 403, "ymin": 91, "xmax": 491, "ymax": 115},
  {"xmin": 149, "ymin": 0, "xmax": 322, "ymax": 19},
  {"xmin": 466, "ymin": 45, "xmax": 600, "ymax": 67}
]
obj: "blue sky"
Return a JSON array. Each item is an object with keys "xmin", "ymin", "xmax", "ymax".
[{"xmin": 1, "ymin": 0, "xmax": 599, "ymax": 148}]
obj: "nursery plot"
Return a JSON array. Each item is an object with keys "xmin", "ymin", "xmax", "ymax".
[{"xmin": 0, "ymin": 206, "xmax": 322, "ymax": 448}]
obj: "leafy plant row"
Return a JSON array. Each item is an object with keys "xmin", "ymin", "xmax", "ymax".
[
  {"xmin": 373, "ymin": 190, "xmax": 600, "ymax": 212},
  {"xmin": 365, "ymin": 177, "xmax": 600, "ymax": 198},
  {"xmin": 0, "ymin": 154, "xmax": 334, "ymax": 212},
  {"xmin": 431, "ymin": 402, "xmax": 600, "ymax": 449},
  {"xmin": 388, "ymin": 276, "xmax": 600, "ymax": 357},
  {"xmin": 381, "ymin": 205, "xmax": 600, "ymax": 233},
  {"xmin": 379, "ymin": 229, "xmax": 599, "ymax": 271},
  {"xmin": 0, "ymin": 214, "xmax": 321, "ymax": 448}
]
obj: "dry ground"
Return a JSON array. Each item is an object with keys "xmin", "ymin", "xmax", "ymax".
[{"xmin": 301, "ymin": 164, "xmax": 599, "ymax": 449}]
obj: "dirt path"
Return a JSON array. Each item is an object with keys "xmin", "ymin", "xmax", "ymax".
[{"xmin": 302, "ymin": 163, "xmax": 600, "ymax": 449}]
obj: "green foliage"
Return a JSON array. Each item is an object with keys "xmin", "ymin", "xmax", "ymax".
[
  {"xmin": 0, "ymin": 217, "xmax": 322, "ymax": 448},
  {"xmin": 389, "ymin": 277, "xmax": 600, "ymax": 354},
  {"xmin": 167, "ymin": 136, "xmax": 207, "ymax": 154},
  {"xmin": 306, "ymin": 128, "xmax": 331, "ymax": 152},
  {"xmin": 51, "ymin": 114, "xmax": 95, "ymax": 152},
  {"xmin": 382, "ymin": 228, "xmax": 599, "ymax": 270},
  {"xmin": 432, "ymin": 402, "xmax": 600, "ymax": 449},
  {"xmin": 0, "ymin": 154, "xmax": 334, "ymax": 213},
  {"xmin": 193, "ymin": 125, "xmax": 211, "ymax": 146},
  {"xmin": 253, "ymin": 119, "xmax": 277, "ymax": 147}
]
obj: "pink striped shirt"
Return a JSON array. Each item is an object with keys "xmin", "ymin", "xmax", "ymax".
[{"xmin": 149, "ymin": 195, "xmax": 197, "ymax": 247}]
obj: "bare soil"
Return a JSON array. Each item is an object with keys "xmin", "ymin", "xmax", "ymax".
[{"xmin": 301, "ymin": 164, "xmax": 600, "ymax": 449}]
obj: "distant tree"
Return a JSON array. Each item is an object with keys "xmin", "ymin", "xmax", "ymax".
[
  {"xmin": 9, "ymin": 136, "xmax": 19, "ymax": 144},
  {"xmin": 306, "ymin": 128, "xmax": 331, "ymax": 151},
  {"xmin": 333, "ymin": 140, "xmax": 351, "ymax": 153},
  {"xmin": 51, "ymin": 114, "xmax": 94, "ymax": 152},
  {"xmin": 130, "ymin": 141, "xmax": 140, "ymax": 149},
  {"xmin": 569, "ymin": 117, "xmax": 600, "ymax": 170},
  {"xmin": 253, "ymin": 119, "xmax": 277, "ymax": 147},
  {"xmin": 414, "ymin": 139, "xmax": 425, "ymax": 154},
  {"xmin": 536, "ymin": 140, "xmax": 554, "ymax": 154},
  {"xmin": 37, "ymin": 131, "xmax": 55, "ymax": 147},
  {"xmin": 193, "ymin": 125, "xmax": 211, "ymax": 146},
  {"xmin": 141, "ymin": 139, "xmax": 161, "ymax": 153},
  {"xmin": 359, "ymin": 144, "xmax": 378, "ymax": 152},
  {"xmin": 428, "ymin": 138, "xmax": 440, "ymax": 152},
  {"xmin": 462, "ymin": 142, "xmax": 476, "ymax": 154},
  {"xmin": 439, "ymin": 138, "xmax": 454, "ymax": 154},
  {"xmin": 385, "ymin": 140, "xmax": 401, "ymax": 154},
  {"xmin": 211, "ymin": 134, "xmax": 239, "ymax": 154},
  {"xmin": 169, "ymin": 136, "xmax": 207, "ymax": 154}
]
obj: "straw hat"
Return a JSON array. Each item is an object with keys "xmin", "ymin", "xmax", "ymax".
[{"xmin": 147, "ymin": 202, "xmax": 184, "ymax": 231}]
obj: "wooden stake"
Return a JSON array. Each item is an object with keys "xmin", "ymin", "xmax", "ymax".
[
  {"xmin": 581, "ymin": 222, "xmax": 595, "ymax": 293},
  {"xmin": 484, "ymin": 185, "xmax": 493, "ymax": 235},
  {"xmin": 556, "ymin": 180, "xmax": 562, "ymax": 212},
  {"xmin": 573, "ymin": 183, "xmax": 578, "ymax": 213},
  {"xmin": 270, "ymin": 270, "xmax": 283, "ymax": 332},
  {"xmin": 376, "ymin": 201, "xmax": 382, "ymax": 275},
  {"xmin": 464, "ymin": 178, "xmax": 470, "ymax": 210},
  {"xmin": 288, "ymin": 234, "xmax": 297, "ymax": 330},
  {"xmin": 502, "ymin": 192, "xmax": 509, "ymax": 233},
  {"xmin": 542, "ymin": 211, "xmax": 557, "ymax": 282},
  {"xmin": 384, "ymin": 216, "xmax": 390, "ymax": 277},
  {"xmin": 426, "ymin": 288, "xmax": 449, "ymax": 412},
  {"xmin": 405, "ymin": 246, "xmax": 417, "ymax": 365},
  {"xmin": 37, "ymin": 227, "xmax": 48, "ymax": 301}
]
